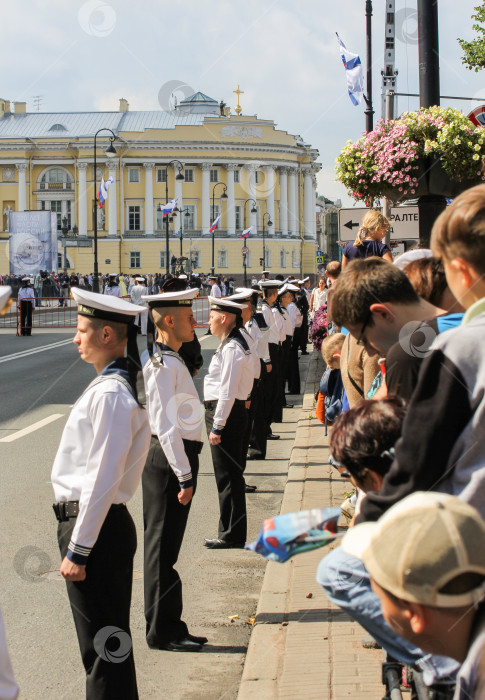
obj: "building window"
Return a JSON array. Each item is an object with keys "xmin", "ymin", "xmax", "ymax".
[
  {"xmin": 246, "ymin": 250, "xmax": 252, "ymax": 268},
  {"xmin": 160, "ymin": 250, "xmax": 168, "ymax": 269},
  {"xmin": 280, "ymin": 248, "xmax": 286, "ymax": 268},
  {"xmin": 184, "ymin": 204, "xmax": 195, "ymax": 230},
  {"xmin": 265, "ymin": 250, "xmax": 271, "ymax": 267},
  {"xmin": 211, "ymin": 204, "xmax": 221, "ymax": 223},
  {"xmin": 234, "ymin": 169, "xmax": 240, "ymax": 183},
  {"xmin": 157, "ymin": 168, "xmax": 167, "ymax": 183},
  {"xmin": 292, "ymin": 249, "xmax": 300, "ymax": 268},
  {"xmin": 130, "ymin": 252, "xmax": 141, "ymax": 268},
  {"xmin": 210, "ymin": 169, "xmax": 218, "ymax": 183},
  {"xmin": 184, "ymin": 168, "xmax": 194, "ymax": 183},
  {"xmin": 255, "ymin": 171, "xmax": 260, "ymax": 185},
  {"xmin": 190, "ymin": 250, "xmax": 201, "ymax": 269},
  {"xmin": 235, "ymin": 205, "xmax": 242, "ymax": 231},
  {"xmin": 129, "ymin": 168, "xmax": 140, "ymax": 183},
  {"xmin": 39, "ymin": 167, "xmax": 73, "ymax": 191},
  {"xmin": 128, "ymin": 205, "xmax": 141, "ymax": 231},
  {"xmin": 218, "ymin": 249, "xmax": 228, "ymax": 268}
]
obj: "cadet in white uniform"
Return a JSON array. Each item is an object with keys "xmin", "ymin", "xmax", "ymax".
[
  {"xmin": 0, "ymin": 287, "xmax": 19, "ymax": 700},
  {"xmin": 130, "ymin": 276, "xmax": 148, "ymax": 335},
  {"xmin": 140, "ymin": 288, "xmax": 206, "ymax": 652},
  {"xmin": 17, "ymin": 277, "xmax": 35, "ymax": 335},
  {"xmin": 104, "ymin": 273, "xmax": 122, "ymax": 297},
  {"xmin": 51, "ymin": 288, "xmax": 151, "ymax": 700},
  {"xmin": 203, "ymin": 297, "xmax": 253, "ymax": 548},
  {"xmin": 259, "ymin": 279, "xmax": 284, "ymax": 439},
  {"xmin": 285, "ymin": 284, "xmax": 303, "ymax": 394}
]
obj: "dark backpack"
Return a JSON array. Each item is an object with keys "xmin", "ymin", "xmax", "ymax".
[{"xmin": 319, "ymin": 368, "xmax": 344, "ymax": 435}]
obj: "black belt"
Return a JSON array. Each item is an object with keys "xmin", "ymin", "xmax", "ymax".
[
  {"xmin": 53, "ymin": 501, "xmax": 125, "ymax": 523},
  {"xmin": 150, "ymin": 436, "xmax": 203, "ymax": 454},
  {"xmin": 204, "ymin": 399, "xmax": 245, "ymax": 410}
]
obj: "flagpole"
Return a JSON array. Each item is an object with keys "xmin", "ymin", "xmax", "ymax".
[
  {"xmin": 92, "ymin": 128, "xmax": 117, "ymax": 293},
  {"xmin": 163, "ymin": 160, "xmax": 184, "ymax": 275},
  {"xmin": 211, "ymin": 182, "xmax": 227, "ymax": 276}
]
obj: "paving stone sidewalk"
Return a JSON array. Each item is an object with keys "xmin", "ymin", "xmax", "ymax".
[{"xmin": 238, "ymin": 351, "xmax": 384, "ymax": 700}]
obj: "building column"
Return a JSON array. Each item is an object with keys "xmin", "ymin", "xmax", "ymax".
[
  {"xmin": 225, "ymin": 163, "xmax": 236, "ymax": 235},
  {"xmin": 263, "ymin": 165, "xmax": 275, "ymax": 234},
  {"xmin": 312, "ymin": 173, "xmax": 318, "ymax": 240},
  {"xmin": 303, "ymin": 166, "xmax": 314, "ymax": 239},
  {"xmin": 144, "ymin": 162, "xmax": 154, "ymax": 235},
  {"xmin": 16, "ymin": 163, "xmax": 28, "ymax": 211},
  {"xmin": 201, "ymin": 163, "xmax": 212, "ymax": 235},
  {"xmin": 77, "ymin": 162, "xmax": 88, "ymax": 237},
  {"xmin": 108, "ymin": 164, "xmax": 117, "ymax": 237},
  {"xmin": 279, "ymin": 166, "xmax": 288, "ymax": 237},
  {"xmin": 173, "ymin": 161, "xmax": 183, "ymax": 237},
  {"xmin": 288, "ymin": 167, "xmax": 298, "ymax": 236},
  {"xmin": 247, "ymin": 164, "xmax": 257, "ymax": 232}
]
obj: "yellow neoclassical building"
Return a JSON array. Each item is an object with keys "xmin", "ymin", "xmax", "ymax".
[{"xmin": 0, "ymin": 92, "xmax": 321, "ymax": 279}]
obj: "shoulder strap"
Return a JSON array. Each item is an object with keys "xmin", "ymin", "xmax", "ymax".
[{"xmin": 78, "ymin": 373, "xmax": 136, "ymax": 404}]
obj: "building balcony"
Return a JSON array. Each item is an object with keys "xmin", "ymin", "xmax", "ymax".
[{"xmin": 38, "ymin": 182, "xmax": 73, "ymax": 191}]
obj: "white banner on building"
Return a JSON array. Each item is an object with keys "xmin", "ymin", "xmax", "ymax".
[{"xmin": 8, "ymin": 211, "xmax": 58, "ymax": 275}]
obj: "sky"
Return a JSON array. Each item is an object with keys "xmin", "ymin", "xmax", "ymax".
[{"xmin": 1, "ymin": 0, "xmax": 485, "ymax": 206}]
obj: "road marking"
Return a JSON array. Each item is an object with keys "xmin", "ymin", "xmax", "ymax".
[
  {"xmin": 0, "ymin": 414, "xmax": 64, "ymax": 443},
  {"xmin": 0, "ymin": 339, "xmax": 73, "ymax": 363}
]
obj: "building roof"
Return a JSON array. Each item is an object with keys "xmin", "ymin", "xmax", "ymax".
[
  {"xmin": 180, "ymin": 91, "xmax": 218, "ymax": 104},
  {"xmin": 0, "ymin": 109, "xmax": 218, "ymax": 139}
]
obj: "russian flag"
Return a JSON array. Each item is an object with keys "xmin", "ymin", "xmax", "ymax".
[
  {"xmin": 336, "ymin": 33, "xmax": 364, "ymax": 106},
  {"xmin": 98, "ymin": 176, "xmax": 114, "ymax": 208},
  {"xmin": 160, "ymin": 198, "xmax": 178, "ymax": 218},
  {"xmin": 240, "ymin": 226, "xmax": 252, "ymax": 238},
  {"xmin": 209, "ymin": 214, "xmax": 221, "ymax": 233}
]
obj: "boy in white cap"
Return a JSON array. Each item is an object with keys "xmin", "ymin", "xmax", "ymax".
[
  {"xmin": 51, "ymin": 288, "xmax": 151, "ymax": 700},
  {"xmin": 140, "ymin": 287, "xmax": 206, "ymax": 652},
  {"xmin": 343, "ymin": 492, "xmax": 485, "ymax": 700},
  {"xmin": 104, "ymin": 273, "xmax": 122, "ymax": 297},
  {"xmin": 203, "ymin": 297, "xmax": 253, "ymax": 548}
]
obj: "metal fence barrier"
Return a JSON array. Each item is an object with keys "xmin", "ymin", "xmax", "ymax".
[{"xmin": 0, "ymin": 295, "xmax": 211, "ymax": 335}]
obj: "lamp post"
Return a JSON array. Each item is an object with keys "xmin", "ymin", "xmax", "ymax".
[
  {"xmin": 61, "ymin": 215, "xmax": 69, "ymax": 269},
  {"xmin": 262, "ymin": 211, "xmax": 273, "ymax": 271},
  {"xmin": 161, "ymin": 160, "xmax": 184, "ymax": 274},
  {"xmin": 211, "ymin": 182, "xmax": 227, "ymax": 276},
  {"xmin": 242, "ymin": 198, "xmax": 257, "ymax": 286},
  {"xmin": 92, "ymin": 128, "xmax": 117, "ymax": 293}
]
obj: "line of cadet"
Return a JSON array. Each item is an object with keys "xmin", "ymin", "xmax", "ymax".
[{"xmin": 0, "ymin": 274, "xmax": 309, "ymax": 700}]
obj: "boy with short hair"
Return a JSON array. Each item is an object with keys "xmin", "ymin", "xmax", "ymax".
[{"xmin": 342, "ymin": 492, "xmax": 485, "ymax": 700}]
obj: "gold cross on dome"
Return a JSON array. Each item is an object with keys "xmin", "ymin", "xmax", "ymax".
[{"xmin": 233, "ymin": 84, "xmax": 244, "ymax": 115}]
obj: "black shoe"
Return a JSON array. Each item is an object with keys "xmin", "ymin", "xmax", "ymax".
[
  {"xmin": 283, "ymin": 403, "xmax": 294, "ymax": 409},
  {"xmin": 246, "ymin": 452, "xmax": 263, "ymax": 460},
  {"xmin": 300, "ymin": 351, "xmax": 309, "ymax": 355},
  {"xmin": 204, "ymin": 538, "xmax": 245, "ymax": 549},
  {"xmin": 160, "ymin": 636, "xmax": 202, "ymax": 652},
  {"xmin": 267, "ymin": 433, "xmax": 280, "ymax": 440},
  {"xmin": 245, "ymin": 484, "xmax": 257, "ymax": 493},
  {"xmin": 187, "ymin": 633, "xmax": 208, "ymax": 645}
]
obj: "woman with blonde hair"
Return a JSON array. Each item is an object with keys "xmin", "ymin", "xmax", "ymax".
[{"xmin": 341, "ymin": 209, "xmax": 393, "ymax": 269}]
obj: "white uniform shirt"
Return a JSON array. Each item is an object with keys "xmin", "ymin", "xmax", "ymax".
[
  {"xmin": 204, "ymin": 335, "xmax": 253, "ymax": 428},
  {"xmin": 17, "ymin": 287, "xmax": 35, "ymax": 306},
  {"xmin": 51, "ymin": 371, "xmax": 151, "ymax": 562},
  {"xmin": 273, "ymin": 306, "xmax": 287, "ymax": 343},
  {"xmin": 261, "ymin": 301, "xmax": 280, "ymax": 345},
  {"xmin": 281, "ymin": 307, "xmax": 294, "ymax": 337},
  {"xmin": 246, "ymin": 317, "xmax": 270, "ymax": 364},
  {"xmin": 142, "ymin": 346, "xmax": 203, "ymax": 484},
  {"xmin": 130, "ymin": 285, "xmax": 148, "ymax": 306},
  {"xmin": 288, "ymin": 301, "xmax": 303, "ymax": 328},
  {"xmin": 209, "ymin": 284, "xmax": 222, "ymax": 298},
  {"xmin": 104, "ymin": 285, "xmax": 122, "ymax": 297},
  {"xmin": 241, "ymin": 328, "xmax": 261, "ymax": 380}
]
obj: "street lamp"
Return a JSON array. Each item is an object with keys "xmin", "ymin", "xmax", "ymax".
[
  {"xmin": 242, "ymin": 198, "xmax": 257, "ymax": 286},
  {"xmin": 211, "ymin": 182, "xmax": 227, "ymax": 275},
  {"xmin": 262, "ymin": 211, "xmax": 273, "ymax": 271},
  {"xmin": 161, "ymin": 160, "xmax": 184, "ymax": 274},
  {"xmin": 61, "ymin": 215, "xmax": 69, "ymax": 269},
  {"xmin": 92, "ymin": 128, "xmax": 117, "ymax": 293}
]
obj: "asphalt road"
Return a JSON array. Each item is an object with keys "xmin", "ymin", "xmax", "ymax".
[{"xmin": 0, "ymin": 328, "xmax": 299, "ymax": 700}]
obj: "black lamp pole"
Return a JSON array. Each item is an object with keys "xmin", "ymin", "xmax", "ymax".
[
  {"xmin": 364, "ymin": 0, "xmax": 374, "ymax": 133},
  {"xmin": 211, "ymin": 182, "xmax": 227, "ymax": 276},
  {"xmin": 92, "ymin": 128, "xmax": 117, "ymax": 293},
  {"xmin": 243, "ymin": 198, "xmax": 257, "ymax": 287},
  {"xmin": 163, "ymin": 160, "xmax": 184, "ymax": 274},
  {"xmin": 262, "ymin": 212, "xmax": 273, "ymax": 271}
]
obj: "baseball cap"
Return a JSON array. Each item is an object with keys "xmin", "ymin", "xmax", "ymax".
[{"xmin": 342, "ymin": 492, "xmax": 485, "ymax": 608}]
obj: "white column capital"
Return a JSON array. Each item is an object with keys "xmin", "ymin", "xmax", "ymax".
[
  {"xmin": 77, "ymin": 162, "xmax": 89, "ymax": 171},
  {"xmin": 16, "ymin": 163, "xmax": 28, "ymax": 172},
  {"xmin": 287, "ymin": 166, "xmax": 298, "ymax": 176},
  {"xmin": 225, "ymin": 163, "xmax": 237, "ymax": 171},
  {"xmin": 246, "ymin": 163, "xmax": 258, "ymax": 173},
  {"xmin": 279, "ymin": 165, "xmax": 289, "ymax": 175},
  {"xmin": 201, "ymin": 162, "xmax": 213, "ymax": 171},
  {"xmin": 263, "ymin": 164, "xmax": 275, "ymax": 172},
  {"xmin": 143, "ymin": 162, "xmax": 155, "ymax": 170}
]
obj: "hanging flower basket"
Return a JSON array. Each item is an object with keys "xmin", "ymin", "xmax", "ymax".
[
  {"xmin": 336, "ymin": 106, "xmax": 485, "ymax": 206},
  {"xmin": 308, "ymin": 305, "xmax": 328, "ymax": 351}
]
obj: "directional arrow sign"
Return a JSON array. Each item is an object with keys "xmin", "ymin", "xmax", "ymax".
[{"xmin": 338, "ymin": 206, "xmax": 419, "ymax": 242}]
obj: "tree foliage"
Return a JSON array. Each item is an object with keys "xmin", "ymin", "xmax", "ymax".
[{"xmin": 459, "ymin": 2, "xmax": 485, "ymax": 71}]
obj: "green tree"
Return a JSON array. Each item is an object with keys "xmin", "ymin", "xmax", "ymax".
[{"xmin": 459, "ymin": 1, "xmax": 485, "ymax": 71}]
